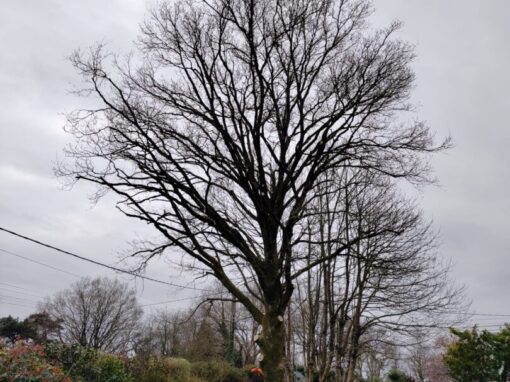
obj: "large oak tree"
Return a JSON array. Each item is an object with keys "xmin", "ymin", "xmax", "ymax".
[{"xmin": 61, "ymin": 0, "xmax": 448, "ymax": 379}]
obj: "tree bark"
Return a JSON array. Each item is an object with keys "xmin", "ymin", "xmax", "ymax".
[{"xmin": 259, "ymin": 309, "xmax": 286, "ymax": 382}]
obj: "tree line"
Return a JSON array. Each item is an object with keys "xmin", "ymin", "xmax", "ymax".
[{"xmin": 0, "ymin": 273, "xmax": 471, "ymax": 381}]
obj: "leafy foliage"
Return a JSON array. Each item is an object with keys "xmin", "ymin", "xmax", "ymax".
[
  {"xmin": 95, "ymin": 353, "xmax": 133, "ymax": 382},
  {"xmin": 0, "ymin": 313, "xmax": 62, "ymax": 344},
  {"xmin": 386, "ymin": 368, "xmax": 414, "ymax": 382},
  {"xmin": 191, "ymin": 361, "xmax": 232, "ymax": 382},
  {"xmin": 129, "ymin": 355, "xmax": 191, "ymax": 382},
  {"xmin": 444, "ymin": 325, "xmax": 510, "ymax": 382},
  {"xmin": 45, "ymin": 342, "xmax": 98, "ymax": 380},
  {"xmin": 0, "ymin": 316, "xmax": 36, "ymax": 343},
  {"xmin": 45, "ymin": 342, "xmax": 132, "ymax": 382},
  {"xmin": 191, "ymin": 361, "xmax": 248, "ymax": 382},
  {"xmin": 0, "ymin": 339, "xmax": 71, "ymax": 381}
]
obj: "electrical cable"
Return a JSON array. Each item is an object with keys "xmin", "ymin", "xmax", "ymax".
[{"xmin": 0, "ymin": 226, "xmax": 208, "ymax": 291}]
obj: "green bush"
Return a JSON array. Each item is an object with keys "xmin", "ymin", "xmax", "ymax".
[
  {"xmin": 189, "ymin": 378, "xmax": 207, "ymax": 382},
  {"xmin": 95, "ymin": 352, "xmax": 133, "ymax": 382},
  {"xmin": 45, "ymin": 342, "xmax": 132, "ymax": 382},
  {"xmin": 129, "ymin": 355, "xmax": 191, "ymax": 382},
  {"xmin": 222, "ymin": 367, "xmax": 247, "ymax": 382},
  {"xmin": 0, "ymin": 340, "xmax": 71, "ymax": 381},
  {"xmin": 191, "ymin": 361, "xmax": 248, "ymax": 382},
  {"xmin": 129, "ymin": 356, "xmax": 167, "ymax": 382},
  {"xmin": 386, "ymin": 368, "xmax": 414, "ymax": 382},
  {"xmin": 45, "ymin": 342, "xmax": 98, "ymax": 380},
  {"xmin": 167, "ymin": 357, "xmax": 191, "ymax": 382},
  {"xmin": 191, "ymin": 360, "xmax": 231, "ymax": 382}
]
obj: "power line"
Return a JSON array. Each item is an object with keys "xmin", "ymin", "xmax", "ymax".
[
  {"xmin": 0, "ymin": 301, "xmax": 36, "ymax": 309},
  {"xmin": 0, "ymin": 282, "xmax": 36, "ymax": 291},
  {"xmin": 0, "ymin": 295, "xmax": 39, "ymax": 305},
  {"xmin": 0, "ymin": 226, "xmax": 208, "ymax": 291},
  {"xmin": 455, "ymin": 323, "xmax": 510, "ymax": 329},
  {"xmin": 0, "ymin": 246, "xmax": 213, "ymax": 310},
  {"xmin": 0, "ymin": 248, "xmax": 80, "ymax": 278},
  {"xmin": 3, "ymin": 228, "xmax": 510, "ymax": 321},
  {"xmin": 142, "ymin": 296, "xmax": 203, "ymax": 307},
  {"xmin": 141, "ymin": 292, "xmax": 223, "ymax": 307},
  {"xmin": 441, "ymin": 310, "xmax": 510, "ymax": 318},
  {"xmin": 0, "ymin": 287, "xmax": 45, "ymax": 299}
]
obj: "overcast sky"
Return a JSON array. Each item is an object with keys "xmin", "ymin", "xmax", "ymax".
[{"xmin": 1, "ymin": 1, "xmax": 509, "ymax": 329}]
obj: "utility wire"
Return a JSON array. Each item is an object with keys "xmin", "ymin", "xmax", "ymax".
[
  {"xmin": 0, "ymin": 248, "xmax": 80, "ymax": 278},
  {"xmin": 0, "ymin": 282, "xmax": 36, "ymax": 291},
  {"xmin": 0, "ymin": 226, "xmax": 208, "ymax": 291},
  {"xmin": 0, "ymin": 295, "xmax": 39, "ymax": 304},
  {"xmin": 3, "ymin": 228, "xmax": 510, "ymax": 320},
  {"xmin": 0, "ymin": 301, "xmax": 36, "ymax": 309},
  {"xmin": 438, "ymin": 310, "xmax": 510, "ymax": 318},
  {"xmin": 141, "ymin": 292, "xmax": 223, "ymax": 307},
  {"xmin": 0, "ymin": 254, "xmax": 214, "ymax": 308},
  {"xmin": 0, "ymin": 287, "xmax": 45, "ymax": 299},
  {"xmin": 0, "ymin": 247, "xmax": 215, "ymax": 309}
]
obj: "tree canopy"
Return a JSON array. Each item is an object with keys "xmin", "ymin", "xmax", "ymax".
[
  {"xmin": 60, "ymin": 0, "xmax": 449, "ymax": 379},
  {"xmin": 42, "ymin": 277, "xmax": 142, "ymax": 353}
]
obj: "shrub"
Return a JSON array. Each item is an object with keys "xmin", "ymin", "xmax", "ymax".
[
  {"xmin": 386, "ymin": 368, "xmax": 414, "ymax": 382},
  {"xmin": 0, "ymin": 340, "xmax": 71, "ymax": 381},
  {"xmin": 129, "ymin": 355, "xmax": 191, "ymax": 382},
  {"xmin": 166, "ymin": 357, "xmax": 191, "ymax": 382},
  {"xmin": 128, "ymin": 356, "xmax": 166, "ymax": 382},
  {"xmin": 45, "ymin": 342, "xmax": 98, "ymax": 380},
  {"xmin": 45, "ymin": 342, "xmax": 132, "ymax": 382},
  {"xmin": 191, "ymin": 361, "xmax": 248, "ymax": 382},
  {"xmin": 222, "ymin": 367, "xmax": 247, "ymax": 382},
  {"xmin": 191, "ymin": 360, "xmax": 231, "ymax": 382},
  {"xmin": 189, "ymin": 378, "xmax": 207, "ymax": 382},
  {"xmin": 95, "ymin": 352, "xmax": 133, "ymax": 382}
]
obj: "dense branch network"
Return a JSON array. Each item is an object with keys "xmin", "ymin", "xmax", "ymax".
[{"xmin": 60, "ymin": 0, "xmax": 451, "ymax": 379}]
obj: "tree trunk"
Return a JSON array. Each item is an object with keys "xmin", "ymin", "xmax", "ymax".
[{"xmin": 259, "ymin": 309, "xmax": 286, "ymax": 382}]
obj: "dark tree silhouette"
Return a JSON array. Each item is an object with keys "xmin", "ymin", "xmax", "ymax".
[{"xmin": 61, "ymin": 0, "xmax": 448, "ymax": 379}]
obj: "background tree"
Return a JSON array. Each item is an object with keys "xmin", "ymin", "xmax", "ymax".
[
  {"xmin": 136, "ymin": 290, "xmax": 260, "ymax": 365},
  {"xmin": 0, "ymin": 316, "xmax": 35, "ymax": 343},
  {"xmin": 0, "ymin": 313, "xmax": 61, "ymax": 344},
  {"xmin": 42, "ymin": 277, "xmax": 142, "ymax": 353},
  {"xmin": 23, "ymin": 312, "xmax": 62, "ymax": 343},
  {"xmin": 61, "ymin": 0, "xmax": 449, "ymax": 379},
  {"xmin": 444, "ymin": 325, "xmax": 510, "ymax": 382},
  {"xmin": 291, "ymin": 171, "xmax": 462, "ymax": 382},
  {"xmin": 421, "ymin": 335, "xmax": 453, "ymax": 382}
]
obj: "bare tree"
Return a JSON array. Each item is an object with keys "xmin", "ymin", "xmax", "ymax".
[
  {"xmin": 423, "ymin": 335, "xmax": 454, "ymax": 382},
  {"xmin": 292, "ymin": 171, "xmax": 463, "ymax": 382},
  {"xmin": 61, "ymin": 0, "xmax": 448, "ymax": 378},
  {"xmin": 42, "ymin": 277, "xmax": 142, "ymax": 353},
  {"xmin": 134, "ymin": 309, "xmax": 183, "ymax": 357}
]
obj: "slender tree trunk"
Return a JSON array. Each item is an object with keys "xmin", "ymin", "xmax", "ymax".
[{"xmin": 285, "ymin": 307, "xmax": 294, "ymax": 382}]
